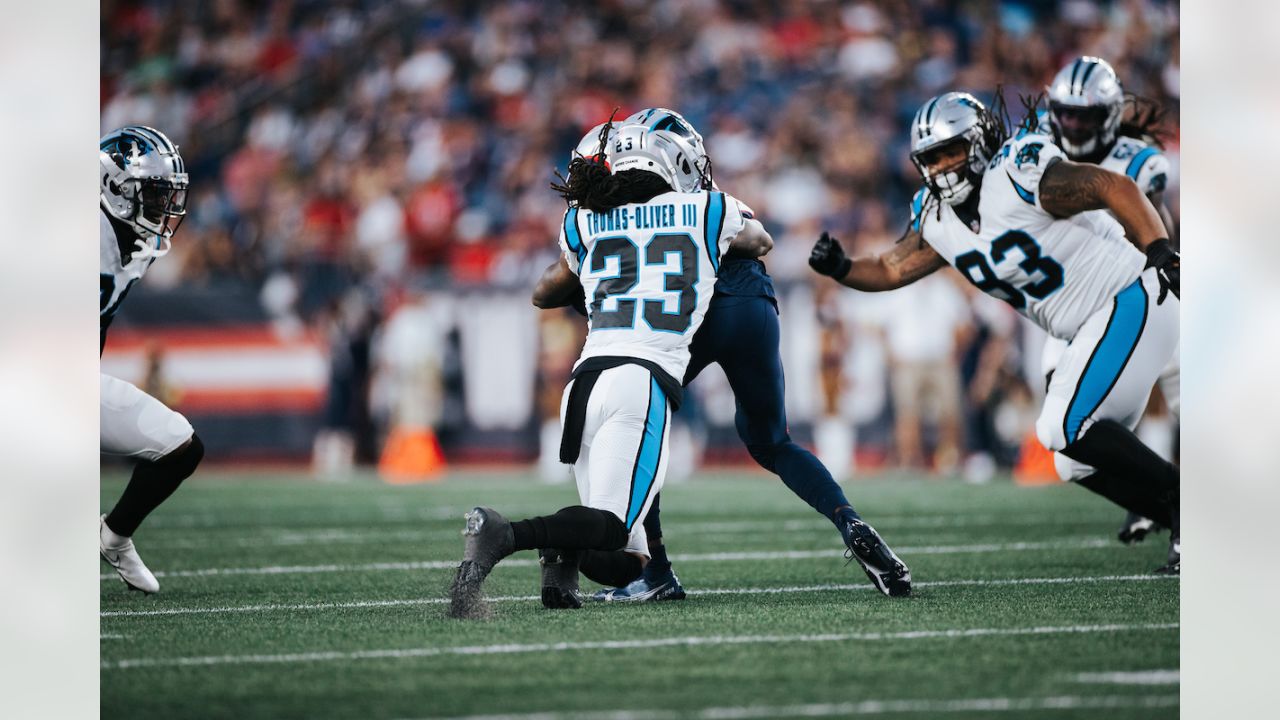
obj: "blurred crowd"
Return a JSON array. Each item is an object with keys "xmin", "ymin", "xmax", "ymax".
[{"xmin": 102, "ymin": 0, "xmax": 1180, "ymax": 474}]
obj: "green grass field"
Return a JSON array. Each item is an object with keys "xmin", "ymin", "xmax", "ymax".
[{"xmin": 100, "ymin": 470, "xmax": 1178, "ymax": 719}]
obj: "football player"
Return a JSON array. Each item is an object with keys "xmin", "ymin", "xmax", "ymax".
[
  {"xmin": 1040, "ymin": 56, "xmax": 1180, "ymax": 544},
  {"xmin": 533, "ymin": 109, "xmax": 911, "ymax": 602},
  {"xmin": 809, "ymin": 92, "xmax": 1181, "ymax": 573},
  {"xmin": 448, "ymin": 116, "xmax": 773, "ymax": 617},
  {"xmin": 99, "ymin": 126, "xmax": 203, "ymax": 593}
]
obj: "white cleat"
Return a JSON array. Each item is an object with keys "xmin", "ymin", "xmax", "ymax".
[{"xmin": 100, "ymin": 515, "xmax": 159, "ymax": 594}]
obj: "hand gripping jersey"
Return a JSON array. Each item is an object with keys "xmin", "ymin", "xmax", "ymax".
[
  {"xmin": 559, "ymin": 190, "xmax": 747, "ymax": 391},
  {"xmin": 100, "ymin": 208, "xmax": 159, "ymax": 349},
  {"xmin": 910, "ymin": 132, "xmax": 1146, "ymax": 341}
]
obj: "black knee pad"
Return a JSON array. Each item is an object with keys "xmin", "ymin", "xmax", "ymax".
[{"xmin": 158, "ymin": 433, "xmax": 204, "ymax": 479}]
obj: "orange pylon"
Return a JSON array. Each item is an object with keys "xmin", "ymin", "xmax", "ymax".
[
  {"xmin": 1013, "ymin": 430, "xmax": 1059, "ymax": 486},
  {"xmin": 378, "ymin": 426, "xmax": 447, "ymax": 484}
]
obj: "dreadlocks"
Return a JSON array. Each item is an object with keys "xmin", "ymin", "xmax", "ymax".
[
  {"xmin": 1118, "ymin": 94, "xmax": 1170, "ymax": 148},
  {"xmin": 550, "ymin": 111, "xmax": 673, "ymax": 213}
]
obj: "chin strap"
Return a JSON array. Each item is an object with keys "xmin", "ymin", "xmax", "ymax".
[{"xmin": 129, "ymin": 234, "xmax": 171, "ymax": 263}]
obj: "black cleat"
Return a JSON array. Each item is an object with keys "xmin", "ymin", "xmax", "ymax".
[
  {"xmin": 447, "ymin": 507, "xmax": 515, "ymax": 619},
  {"xmin": 538, "ymin": 548, "xmax": 583, "ymax": 609},
  {"xmin": 1117, "ymin": 512, "xmax": 1163, "ymax": 545},
  {"xmin": 840, "ymin": 518, "xmax": 911, "ymax": 597}
]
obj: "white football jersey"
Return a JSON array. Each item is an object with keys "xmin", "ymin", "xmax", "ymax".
[
  {"xmin": 911, "ymin": 132, "xmax": 1145, "ymax": 341},
  {"xmin": 1098, "ymin": 135, "xmax": 1169, "ymax": 198},
  {"xmin": 559, "ymin": 190, "xmax": 747, "ymax": 381},
  {"xmin": 100, "ymin": 209, "xmax": 157, "ymax": 340}
]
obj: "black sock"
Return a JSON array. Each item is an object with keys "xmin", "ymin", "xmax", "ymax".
[
  {"xmin": 642, "ymin": 492, "xmax": 663, "ymax": 539},
  {"xmin": 647, "ymin": 542, "xmax": 671, "ymax": 571},
  {"xmin": 1075, "ymin": 472, "xmax": 1173, "ymax": 528},
  {"xmin": 579, "ymin": 550, "xmax": 644, "ymax": 587},
  {"xmin": 106, "ymin": 434, "xmax": 204, "ymax": 537},
  {"xmin": 511, "ymin": 505, "xmax": 629, "ymax": 552},
  {"xmin": 1062, "ymin": 420, "xmax": 1178, "ymax": 491}
]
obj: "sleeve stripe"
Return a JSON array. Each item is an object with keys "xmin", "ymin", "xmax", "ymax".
[
  {"xmin": 1125, "ymin": 147, "xmax": 1160, "ymax": 180},
  {"xmin": 702, "ymin": 191, "xmax": 725, "ymax": 275},
  {"xmin": 564, "ymin": 208, "xmax": 586, "ymax": 265},
  {"xmin": 910, "ymin": 189, "xmax": 926, "ymax": 231}
]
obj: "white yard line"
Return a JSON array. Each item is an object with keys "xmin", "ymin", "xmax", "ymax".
[
  {"xmin": 101, "ymin": 622, "xmax": 1177, "ymax": 670},
  {"xmin": 410, "ymin": 693, "xmax": 1179, "ymax": 720},
  {"xmin": 140, "ymin": 512, "xmax": 1107, "ymax": 548},
  {"xmin": 1072, "ymin": 670, "xmax": 1180, "ymax": 685},
  {"xmin": 101, "ymin": 573, "xmax": 1176, "ymax": 619},
  {"xmin": 99, "ymin": 538, "xmax": 1114, "ymax": 582}
]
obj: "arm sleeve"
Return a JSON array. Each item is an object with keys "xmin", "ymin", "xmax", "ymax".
[
  {"xmin": 908, "ymin": 187, "xmax": 929, "ymax": 233},
  {"xmin": 1003, "ymin": 134, "xmax": 1068, "ymax": 213},
  {"xmin": 558, "ymin": 207, "xmax": 586, "ymax": 274}
]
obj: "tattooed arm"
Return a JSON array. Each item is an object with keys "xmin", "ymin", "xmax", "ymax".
[
  {"xmin": 1038, "ymin": 158, "xmax": 1167, "ymax": 252},
  {"xmin": 810, "ymin": 229, "xmax": 948, "ymax": 291}
]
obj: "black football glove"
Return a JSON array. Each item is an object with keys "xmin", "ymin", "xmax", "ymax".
[
  {"xmin": 1144, "ymin": 238, "xmax": 1179, "ymax": 303},
  {"xmin": 809, "ymin": 232, "xmax": 852, "ymax": 280}
]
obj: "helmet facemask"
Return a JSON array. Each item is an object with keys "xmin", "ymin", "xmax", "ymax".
[
  {"xmin": 1048, "ymin": 101, "xmax": 1117, "ymax": 158},
  {"xmin": 136, "ymin": 177, "xmax": 189, "ymax": 238},
  {"xmin": 912, "ymin": 136, "xmax": 982, "ymax": 205}
]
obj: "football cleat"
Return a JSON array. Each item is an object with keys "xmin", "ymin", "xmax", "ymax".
[
  {"xmin": 447, "ymin": 507, "xmax": 515, "ymax": 619},
  {"xmin": 1117, "ymin": 512, "xmax": 1162, "ymax": 545},
  {"xmin": 592, "ymin": 565, "xmax": 687, "ymax": 603},
  {"xmin": 840, "ymin": 517, "xmax": 912, "ymax": 597},
  {"xmin": 538, "ymin": 548, "xmax": 583, "ymax": 610},
  {"xmin": 99, "ymin": 515, "xmax": 159, "ymax": 594}
]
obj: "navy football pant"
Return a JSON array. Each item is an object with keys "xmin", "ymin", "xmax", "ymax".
[{"xmin": 643, "ymin": 295, "xmax": 854, "ymax": 546}]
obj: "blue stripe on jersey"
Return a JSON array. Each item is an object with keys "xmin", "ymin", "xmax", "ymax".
[
  {"xmin": 910, "ymin": 188, "xmax": 927, "ymax": 231},
  {"xmin": 1063, "ymin": 279, "xmax": 1149, "ymax": 443},
  {"xmin": 625, "ymin": 376, "xmax": 668, "ymax": 529},
  {"xmin": 1007, "ymin": 172, "xmax": 1036, "ymax": 205},
  {"xmin": 1125, "ymin": 147, "xmax": 1160, "ymax": 181},
  {"xmin": 703, "ymin": 191, "xmax": 726, "ymax": 275},
  {"xmin": 564, "ymin": 208, "xmax": 586, "ymax": 265}
]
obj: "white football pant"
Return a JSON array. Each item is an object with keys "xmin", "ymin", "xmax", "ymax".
[
  {"xmin": 560, "ymin": 364, "xmax": 671, "ymax": 558},
  {"xmin": 1036, "ymin": 270, "xmax": 1179, "ymax": 480},
  {"xmin": 101, "ymin": 373, "xmax": 194, "ymax": 462}
]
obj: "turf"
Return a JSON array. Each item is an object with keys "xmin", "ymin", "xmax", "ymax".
[{"xmin": 100, "ymin": 470, "xmax": 1178, "ymax": 719}]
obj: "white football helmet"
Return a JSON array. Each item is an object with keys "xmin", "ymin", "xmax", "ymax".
[
  {"xmin": 909, "ymin": 92, "xmax": 1000, "ymax": 205},
  {"xmin": 572, "ymin": 122, "xmax": 615, "ymax": 166},
  {"xmin": 100, "ymin": 126, "xmax": 189, "ymax": 247},
  {"xmin": 1046, "ymin": 56, "xmax": 1124, "ymax": 158},
  {"xmin": 607, "ymin": 117, "xmax": 711, "ymax": 194}
]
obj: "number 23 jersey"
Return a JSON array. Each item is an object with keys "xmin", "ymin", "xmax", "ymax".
[
  {"xmin": 558, "ymin": 190, "xmax": 747, "ymax": 382},
  {"xmin": 911, "ymin": 132, "xmax": 1146, "ymax": 341}
]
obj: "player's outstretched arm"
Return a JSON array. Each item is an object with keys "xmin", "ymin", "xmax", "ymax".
[
  {"xmin": 809, "ymin": 230, "xmax": 946, "ymax": 291},
  {"xmin": 532, "ymin": 257, "xmax": 587, "ymax": 315},
  {"xmin": 1038, "ymin": 159, "xmax": 1166, "ymax": 252},
  {"xmin": 727, "ymin": 219, "xmax": 773, "ymax": 259}
]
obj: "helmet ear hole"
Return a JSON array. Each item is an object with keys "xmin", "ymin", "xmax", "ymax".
[{"xmin": 682, "ymin": 159, "xmax": 691, "ymax": 174}]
